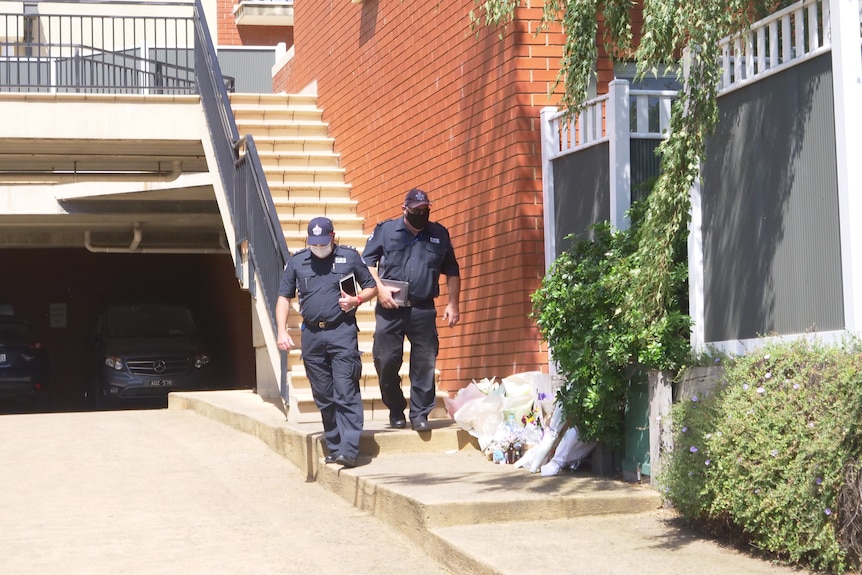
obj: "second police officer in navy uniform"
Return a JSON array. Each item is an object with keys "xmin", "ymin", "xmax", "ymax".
[
  {"xmin": 362, "ymin": 188, "xmax": 461, "ymax": 432},
  {"xmin": 276, "ymin": 217, "xmax": 377, "ymax": 468}
]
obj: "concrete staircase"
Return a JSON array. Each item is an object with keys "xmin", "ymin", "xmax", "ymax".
[{"xmin": 228, "ymin": 93, "xmax": 448, "ymax": 423}]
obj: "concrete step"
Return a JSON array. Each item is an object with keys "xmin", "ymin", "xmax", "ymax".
[
  {"xmin": 232, "ymin": 106, "xmax": 323, "ymax": 124},
  {"xmin": 290, "ymin": 387, "xmax": 450, "ymax": 424},
  {"xmin": 255, "ymin": 150, "xmax": 341, "ymax": 169},
  {"xmin": 229, "ymin": 93, "xmax": 319, "ymax": 108},
  {"xmin": 236, "ymin": 120, "xmax": 330, "ymax": 138},
  {"xmin": 267, "ymin": 182, "xmax": 353, "ymax": 198},
  {"xmin": 271, "ymin": 196, "xmax": 359, "ymax": 217},
  {"xmin": 263, "ymin": 165, "xmax": 346, "ymax": 183},
  {"xmin": 168, "ymin": 390, "xmax": 664, "ymax": 575},
  {"xmin": 247, "ymin": 135, "xmax": 336, "ymax": 154}
]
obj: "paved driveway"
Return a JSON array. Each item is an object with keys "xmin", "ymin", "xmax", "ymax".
[{"xmin": 0, "ymin": 408, "xmax": 449, "ymax": 575}]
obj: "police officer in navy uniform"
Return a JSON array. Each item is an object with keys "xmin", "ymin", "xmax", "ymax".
[
  {"xmin": 276, "ymin": 217, "xmax": 377, "ymax": 467},
  {"xmin": 362, "ymin": 189, "xmax": 461, "ymax": 432}
]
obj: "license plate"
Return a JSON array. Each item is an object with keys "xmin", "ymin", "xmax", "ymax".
[
  {"xmin": 148, "ymin": 379, "xmax": 173, "ymax": 387},
  {"xmin": 0, "ymin": 353, "xmax": 5, "ymax": 363}
]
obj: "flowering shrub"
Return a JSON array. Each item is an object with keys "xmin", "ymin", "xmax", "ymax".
[{"xmin": 659, "ymin": 337, "xmax": 862, "ymax": 573}]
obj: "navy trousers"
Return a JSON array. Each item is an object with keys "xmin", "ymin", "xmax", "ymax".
[
  {"xmin": 372, "ymin": 304, "xmax": 438, "ymax": 422},
  {"xmin": 300, "ymin": 321, "xmax": 364, "ymax": 458}
]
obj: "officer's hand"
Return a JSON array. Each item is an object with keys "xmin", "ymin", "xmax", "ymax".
[
  {"xmin": 443, "ymin": 303, "xmax": 461, "ymax": 327},
  {"xmin": 338, "ymin": 293, "xmax": 355, "ymax": 312},
  {"xmin": 379, "ymin": 285, "xmax": 400, "ymax": 309},
  {"xmin": 277, "ymin": 330, "xmax": 294, "ymax": 351}
]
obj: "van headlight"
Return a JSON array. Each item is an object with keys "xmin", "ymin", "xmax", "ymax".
[
  {"xmin": 195, "ymin": 354, "xmax": 210, "ymax": 368},
  {"xmin": 104, "ymin": 356, "xmax": 124, "ymax": 371}
]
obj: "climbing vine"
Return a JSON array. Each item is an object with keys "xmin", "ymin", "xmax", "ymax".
[{"xmin": 471, "ymin": 0, "xmax": 792, "ymax": 342}]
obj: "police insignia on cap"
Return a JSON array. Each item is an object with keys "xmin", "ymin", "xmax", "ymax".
[{"xmin": 312, "ymin": 224, "xmax": 323, "ymax": 236}]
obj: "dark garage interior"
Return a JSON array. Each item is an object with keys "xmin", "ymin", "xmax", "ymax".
[{"xmin": 0, "ymin": 248, "xmax": 255, "ymax": 409}]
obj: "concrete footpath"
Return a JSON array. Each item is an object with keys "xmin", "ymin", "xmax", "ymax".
[{"xmin": 0, "ymin": 390, "xmax": 818, "ymax": 575}]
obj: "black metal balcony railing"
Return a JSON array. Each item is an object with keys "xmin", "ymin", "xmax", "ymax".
[{"xmin": 0, "ymin": 2, "xmax": 200, "ymax": 93}]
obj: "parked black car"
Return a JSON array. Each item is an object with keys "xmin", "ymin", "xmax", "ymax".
[
  {"xmin": 0, "ymin": 316, "xmax": 48, "ymax": 402},
  {"xmin": 90, "ymin": 304, "xmax": 211, "ymax": 402}
]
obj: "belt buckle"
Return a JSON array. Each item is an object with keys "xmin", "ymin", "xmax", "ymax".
[
  {"xmin": 405, "ymin": 300, "xmax": 413, "ymax": 307},
  {"xmin": 317, "ymin": 321, "xmax": 326, "ymax": 328}
]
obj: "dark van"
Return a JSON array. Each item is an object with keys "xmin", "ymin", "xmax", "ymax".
[{"xmin": 91, "ymin": 304, "xmax": 211, "ymax": 402}]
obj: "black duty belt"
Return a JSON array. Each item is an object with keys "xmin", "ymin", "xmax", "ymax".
[
  {"xmin": 305, "ymin": 316, "xmax": 352, "ymax": 331},
  {"xmin": 404, "ymin": 299, "xmax": 434, "ymax": 309}
]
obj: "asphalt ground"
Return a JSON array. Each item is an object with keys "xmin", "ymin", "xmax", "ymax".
[{"xmin": 0, "ymin": 408, "xmax": 450, "ymax": 575}]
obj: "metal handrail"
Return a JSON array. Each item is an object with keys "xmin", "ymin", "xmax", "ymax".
[{"xmin": 191, "ymin": 0, "xmax": 290, "ymax": 399}]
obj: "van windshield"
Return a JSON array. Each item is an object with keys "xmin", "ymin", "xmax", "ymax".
[{"xmin": 106, "ymin": 306, "xmax": 197, "ymax": 338}]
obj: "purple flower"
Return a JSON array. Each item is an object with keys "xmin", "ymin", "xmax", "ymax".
[
  {"xmin": 825, "ymin": 508, "xmax": 832, "ymax": 516},
  {"xmin": 793, "ymin": 383, "xmax": 800, "ymax": 390},
  {"xmin": 692, "ymin": 396, "xmax": 698, "ymax": 402},
  {"xmin": 705, "ymin": 459, "xmax": 711, "ymax": 466},
  {"xmin": 757, "ymin": 387, "xmax": 765, "ymax": 394},
  {"xmin": 816, "ymin": 478, "xmax": 822, "ymax": 485},
  {"xmin": 714, "ymin": 357, "xmax": 721, "ymax": 364},
  {"xmin": 743, "ymin": 384, "xmax": 749, "ymax": 390},
  {"xmin": 765, "ymin": 372, "xmax": 772, "ymax": 379},
  {"xmin": 770, "ymin": 449, "xmax": 779, "ymax": 457},
  {"xmin": 690, "ymin": 446, "xmax": 698, "ymax": 453},
  {"xmin": 682, "ymin": 426, "xmax": 688, "ymax": 433}
]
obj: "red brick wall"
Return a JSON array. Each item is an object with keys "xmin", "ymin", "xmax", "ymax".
[
  {"xmin": 276, "ymin": 1, "xmax": 572, "ymax": 391},
  {"xmin": 216, "ymin": 0, "xmax": 241, "ymax": 45}
]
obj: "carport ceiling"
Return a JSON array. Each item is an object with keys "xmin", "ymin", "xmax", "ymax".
[{"xmin": 0, "ymin": 138, "xmax": 208, "ymax": 175}]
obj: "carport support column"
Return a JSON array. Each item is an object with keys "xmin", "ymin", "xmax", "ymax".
[{"xmin": 831, "ymin": 0, "xmax": 862, "ymax": 334}]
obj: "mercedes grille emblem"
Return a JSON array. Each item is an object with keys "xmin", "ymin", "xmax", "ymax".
[{"xmin": 153, "ymin": 360, "xmax": 167, "ymax": 373}]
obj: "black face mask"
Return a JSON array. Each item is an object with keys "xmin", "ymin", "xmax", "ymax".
[{"xmin": 405, "ymin": 208, "xmax": 430, "ymax": 230}]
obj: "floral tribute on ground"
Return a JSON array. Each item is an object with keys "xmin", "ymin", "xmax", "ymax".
[{"xmin": 445, "ymin": 372, "xmax": 596, "ymax": 476}]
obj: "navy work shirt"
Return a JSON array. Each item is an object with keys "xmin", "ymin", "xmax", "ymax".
[
  {"xmin": 278, "ymin": 245, "xmax": 376, "ymax": 324},
  {"xmin": 361, "ymin": 218, "xmax": 459, "ymax": 303}
]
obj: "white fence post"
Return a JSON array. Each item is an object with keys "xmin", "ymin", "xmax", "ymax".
[
  {"xmin": 607, "ymin": 79, "xmax": 631, "ymax": 230},
  {"xmin": 689, "ymin": 178, "xmax": 705, "ymax": 352},
  {"xmin": 540, "ymin": 106, "xmax": 559, "ymax": 274},
  {"xmin": 830, "ymin": 0, "xmax": 862, "ymax": 334}
]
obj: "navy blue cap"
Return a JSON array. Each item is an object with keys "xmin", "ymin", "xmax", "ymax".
[
  {"xmin": 404, "ymin": 188, "xmax": 432, "ymax": 209},
  {"xmin": 307, "ymin": 217, "xmax": 334, "ymax": 245}
]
